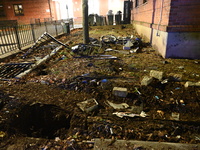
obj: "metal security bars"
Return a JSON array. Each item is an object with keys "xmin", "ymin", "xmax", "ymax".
[{"xmin": 0, "ymin": 19, "xmax": 74, "ymax": 56}]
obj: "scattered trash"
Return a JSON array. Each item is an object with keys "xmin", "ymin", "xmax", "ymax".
[
  {"xmin": 179, "ymin": 100, "xmax": 185, "ymax": 106},
  {"xmin": 178, "ymin": 66, "xmax": 184, "ymax": 69},
  {"xmin": 156, "ymin": 110, "xmax": 164, "ymax": 118},
  {"xmin": 0, "ymin": 131, "xmax": 6, "ymax": 138},
  {"xmin": 113, "ymin": 111, "xmax": 147, "ymax": 118},
  {"xmin": 77, "ymin": 98, "xmax": 98, "ymax": 113},
  {"xmin": 106, "ymin": 100, "xmax": 129, "ymax": 109},
  {"xmin": 101, "ymin": 35, "xmax": 117, "ymax": 44},
  {"xmin": 161, "ymin": 79, "xmax": 168, "ymax": 84},
  {"xmin": 171, "ymin": 112, "xmax": 180, "ymax": 121},
  {"xmin": 112, "ymin": 87, "xmax": 128, "ymax": 97},
  {"xmin": 123, "ymin": 40, "xmax": 133, "ymax": 50},
  {"xmin": 150, "ymin": 70, "xmax": 164, "ymax": 81},
  {"xmin": 130, "ymin": 47, "xmax": 139, "ymax": 53},
  {"xmin": 55, "ymin": 137, "xmax": 61, "ymax": 142},
  {"xmin": 134, "ymin": 87, "xmax": 141, "ymax": 95}
]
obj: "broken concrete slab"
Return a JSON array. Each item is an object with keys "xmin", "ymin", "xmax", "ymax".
[
  {"xmin": 112, "ymin": 87, "xmax": 128, "ymax": 97},
  {"xmin": 77, "ymin": 98, "xmax": 98, "ymax": 113},
  {"xmin": 106, "ymin": 100, "xmax": 129, "ymax": 109},
  {"xmin": 141, "ymin": 76, "xmax": 153, "ymax": 86},
  {"xmin": 94, "ymin": 139, "xmax": 199, "ymax": 150},
  {"xmin": 150, "ymin": 70, "xmax": 164, "ymax": 81}
]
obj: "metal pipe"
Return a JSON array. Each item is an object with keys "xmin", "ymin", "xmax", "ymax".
[
  {"xmin": 157, "ymin": 0, "xmax": 164, "ymax": 36},
  {"xmin": 48, "ymin": 0, "xmax": 53, "ymax": 19}
]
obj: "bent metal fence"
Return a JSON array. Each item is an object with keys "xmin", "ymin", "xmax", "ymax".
[{"xmin": 0, "ymin": 19, "xmax": 73, "ymax": 56}]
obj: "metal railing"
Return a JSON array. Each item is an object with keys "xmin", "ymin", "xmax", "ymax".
[{"xmin": 0, "ymin": 19, "xmax": 74, "ymax": 56}]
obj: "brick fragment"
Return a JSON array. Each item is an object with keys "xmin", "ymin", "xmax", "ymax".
[{"xmin": 112, "ymin": 87, "xmax": 128, "ymax": 97}]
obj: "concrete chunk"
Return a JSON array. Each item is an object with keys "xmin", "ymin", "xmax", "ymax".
[
  {"xmin": 112, "ymin": 87, "xmax": 128, "ymax": 97},
  {"xmin": 184, "ymin": 81, "xmax": 200, "ymax": 88},
  {"xmin": 141, "ymin": 76, "xmax": 153, "ymax": 86},
  {"xmin": 150, "ymin": 70, "xmax": 163, "ymax": 81}
]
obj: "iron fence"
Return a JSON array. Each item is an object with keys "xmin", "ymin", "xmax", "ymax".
[{"xmin": 0, "ymin": 19, "xmax": 74, "ymax": 56}]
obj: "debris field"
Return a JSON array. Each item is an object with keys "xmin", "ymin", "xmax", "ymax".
[{"xmin": 0, "ymin": 25, "xmax": 200, "ymax": 149}]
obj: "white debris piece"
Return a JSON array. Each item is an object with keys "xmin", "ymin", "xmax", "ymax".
[
  {"xmin": 113, "ymin": 111, "xmax": 147, "ymax": 118},
  {"xmin": 106, "ymin": 100, "xmax": 129, "ymax": 109}
]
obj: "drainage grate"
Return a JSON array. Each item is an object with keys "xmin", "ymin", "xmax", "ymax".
[{"xmin": 0, "ymin": 63, "xmax": 33, "ymax": 79}]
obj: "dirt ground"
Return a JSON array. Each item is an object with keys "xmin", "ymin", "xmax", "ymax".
[{"xmin": 0, "ymin": 25, "xmax": 200, "ymax": 150}]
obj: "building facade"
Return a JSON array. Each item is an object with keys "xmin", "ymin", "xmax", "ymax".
[
  {"xmin": 0, "ymin": 0, "xmax": 124, "ymax": 25},
  {"xmin": 0, "ymin": 0, "xmax": 58, "ymax": 24},
  {"xmin": 132, "ymin": 0, "xmax": 200, "ymax": 59}
]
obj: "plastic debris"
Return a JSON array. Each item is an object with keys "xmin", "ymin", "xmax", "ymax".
[
  {"xmin": 134, "ymin": 87, "xmax": 141, "ymax": 95},
  {"xmin": 161, "ymin": 79, "xmax": 168, "ymax": 84},
  {"xmin": 113, "ymin": 111, "xmax": 147, "ymax": 118},
  {"xmin": 106, "ymin": 100, "xmax": 129, "ymax": 109},
  {"xmin": 123, "ymin": 40, "xmax": 133, "ymax": 50}
]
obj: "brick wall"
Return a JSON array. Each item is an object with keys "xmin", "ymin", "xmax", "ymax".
[
  {"xmin": 132, "ymin": 0, "xmax": 200, "ymax": 32},
  {"xmin": 0, "ymin": 0, "xmax": 56, "ymax": 24},
  {"xmin": 73, "ymin": 0, "xmax": 82, "ymax": 18},
  {"xmin": 132, "ymin": 0, "xmax": 171, "ymax": 31},
  {"xmin": 168, "ymin": 0, "xmax": 200, "ymax": 32}
]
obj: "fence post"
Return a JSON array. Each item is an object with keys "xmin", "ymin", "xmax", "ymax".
[
  {"xmin": 13, "ymin": 25, "xmax": 21, "ymax": 50},
  {"xmin": 30, "ymin": 24, "xmax": 36, "ymax": 43},
  {"xmin": 45, "ymin": 21, "xmax": 48, "ymax": 32},
  {"xmin": 55, "ymin": 20, "xmax": 58, "ymax": 36}
]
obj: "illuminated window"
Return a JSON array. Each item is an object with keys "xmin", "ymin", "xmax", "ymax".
[
  {"xmin": 0, "ymin": 4, "xmax": 5, "ymax": 17},
  {"xmin": 13, "ymin": 4, "xmax": 24, "ymax": 16}
]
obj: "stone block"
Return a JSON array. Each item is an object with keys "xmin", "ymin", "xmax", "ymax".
[
  {"xmin": 141, "ymin": 76, "xmax": 153, "ymax": 86},
  {"xmin": 112, "ymin": 87, "xmax": 128, "ymax": 97},
  {"xmin": 150, "ymin": 70, "xmax": 163, "ymax": 81},
  {"xmin": 184, "ymin": 81, "xmax": 200, "ymax": 87}
]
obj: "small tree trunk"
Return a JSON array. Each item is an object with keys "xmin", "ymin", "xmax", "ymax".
[{"xmin": 82, "ymin": 0, "xmax": 89, "ymax": 44}]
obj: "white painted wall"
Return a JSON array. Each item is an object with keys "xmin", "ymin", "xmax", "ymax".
[{"xmin": 88, "ymin": 0, "xmax": 100, "ymax": 15}]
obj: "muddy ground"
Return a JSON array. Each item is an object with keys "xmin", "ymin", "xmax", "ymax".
[{"xmin": 0, "ymin": 25, "xmax": 200, "ymax": 149}]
